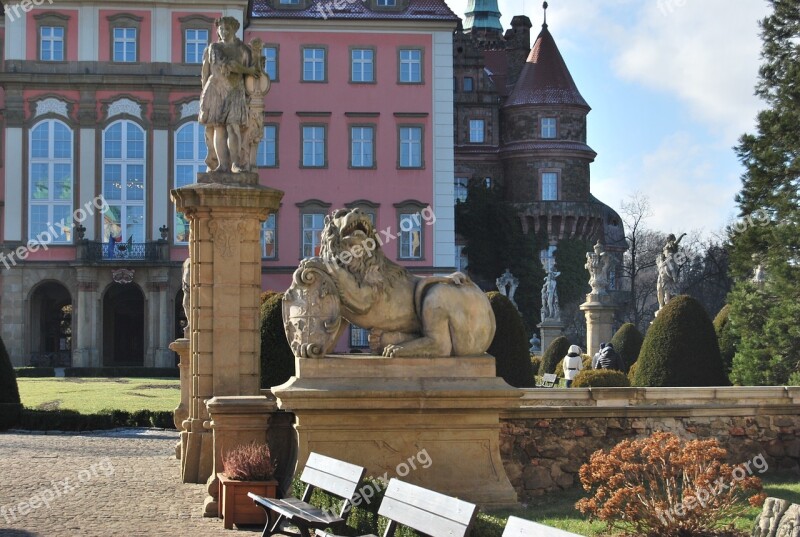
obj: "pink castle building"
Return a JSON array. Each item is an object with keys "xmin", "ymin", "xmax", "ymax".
[{"xmin": 0, "ymin": 0, "xmax": 459, "ymax": 366}]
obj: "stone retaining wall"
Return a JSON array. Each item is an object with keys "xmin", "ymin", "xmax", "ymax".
[{"xmin": 500, "ymin": 387, "xmax": 800, "ymax": 503}]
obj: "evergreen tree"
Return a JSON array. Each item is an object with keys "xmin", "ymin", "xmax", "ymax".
[
  {"xmin": 0, "ymin": 334, "xmax": 22, "ymax": 430},
  {"xmin": 455, "ymin": 182, "xmax": 545, "ymax": 331},
  {"xmin": 486, "ymin": 292, "xmax": 535, "ymax": 387},
  {"xmin": 728, "ymin": 0, "xmax": 800, "ymax": 385}
]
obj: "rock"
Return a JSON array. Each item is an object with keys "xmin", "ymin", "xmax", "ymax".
[
  {"xmin": 523, "ymin": 466, "xmax": 553, "ymax": 490},
  {"xmin": 751, "ymin": 497, "xmax": 800, "ymax": 537}
]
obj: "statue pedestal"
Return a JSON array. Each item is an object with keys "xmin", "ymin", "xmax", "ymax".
[
  {"xmin": 537, "ymin": 319, "xmax": 564, "ymax": 354},
  {"xmin": 171, "ymin": 176, "xmax": 283, "ymax": 484},
  {"xmin": 580, "ymin": 294, "xmax": 616, "ymax": 358},
  {"xmin": 170, "ymin": 337, "xmax": 190, "ymax": 459},
  {"xmin": 273, "ymin": 355, "xmax": 520, "ymax": 508}
]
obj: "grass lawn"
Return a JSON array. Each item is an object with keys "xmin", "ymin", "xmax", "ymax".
[
  {"xmin": 17, "ymin": 377, "xmax": 180, "ymax": 414},
  {"xmin": 475, "ymin": 475, "xmax": 800, "ymax": 536}
]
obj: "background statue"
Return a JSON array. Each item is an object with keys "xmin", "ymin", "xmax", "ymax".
[
  {"xmin": 495, "ymin": 268, "xmax": 519, "ymax": 308},
  {"xmin": 541, "ymin": 267, "xmax": 561, "ymax": 320},
  {"xmin": 656, "ymin": 232, "xmax": 685, "ymax": 309},
  {"xmin": 199, "ymin": 16, "xmax": 262, "ymax": 173},
  {"xmin": 181, "ymin": 258, "xmax": 190, "ymax": 333},
  {"xmin": 585, "ymin": 240, "xmax": 614, "ymax": 296},
  {"xmin": 240, "ymin": 37, "xmax": 270, "ymax": 171},
  {"xmin": 529, "ymin": 332, "xmax": 541, "ymax": 353}
]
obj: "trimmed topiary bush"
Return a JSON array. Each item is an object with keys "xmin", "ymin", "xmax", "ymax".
[
  {"xmin": 632, "ymin": 295, "xmax": 729, "ymax": 387},
  {"xmin": 487, "ymin": 292, "xmax": 535, "ymax": 388},
  {"xmin": 713, "ymin": 304, "xmax": 736, "ymax": 375},
  {"xmin": 628, "ymin": 361, "xmax": 639, "ymax": 384},
  {"xmin": 260, "ymin": 292, "xmax": 296, "ymax": 389},
  {"xmin": 610, "ymin": 323, "xmax": 644, "ymax": 373},
  {"xmin": 539, "ymin": 335, "xmax": 571, "ymax": 376},
  {"xmin": 572, "ymin": 369, "xmax": 630, "ymax": 388},
  {"xmin": 530, "ymin": 356, "xmax": 542, "ymax": 375},
  {"xmin": 0, "ymin": 334, "xmax": 22, "ymax": 430}
]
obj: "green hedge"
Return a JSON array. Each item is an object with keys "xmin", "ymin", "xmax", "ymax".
[
  {"xmin": 65, "ymin": 367, "xmax": 179, "ymax": 378},
  {"xmin": 15, "ymin": 408, "xmax": 175, "ymax": 431},
  {"xmin": 572, "ymin": 369, "xmax": 631, "ymax": 388},
  {"xmin": 610, "ymin": 323, "xmax": 644, "ymax": 373},
  {"xmin": 14, "ymin": 367, "xmax": 56, "ymax": 378},
  {"xmin": 486, "ymin": 292, "xmax": 535, "ymax": 387},
  {"xmin": 539, "ymin": 336, "xmax": 571, "ymax": 376},
  {"xmin": 260, "ymin": 292, "xmax": 296, "ymax": 389},
  {"xmin": 0, "ymin": 334, "xmax": 22, "ymax": 430}
]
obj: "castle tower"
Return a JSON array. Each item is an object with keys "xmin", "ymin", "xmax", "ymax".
[{"xmin": 463, "ymin": 0, "xmax": 503, "ymax": 42}]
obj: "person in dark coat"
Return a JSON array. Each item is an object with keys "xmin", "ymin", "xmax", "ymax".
[{"xmin": 594, "ymin": 343, "xmax": 623, "ymax": 371}]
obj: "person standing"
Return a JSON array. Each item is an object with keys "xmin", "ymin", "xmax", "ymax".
[{"xmin": 563, "ymin": 344, "xmax": 583, "ymax": 387}]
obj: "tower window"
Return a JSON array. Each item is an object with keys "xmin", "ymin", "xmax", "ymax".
[
  {"xmin": 541, "ymin": 172, "xmax": 558, "ymax": 200},
  {"xmin": 463, "ymin": 77, "xmax": 474, "ymax": 92},
  {"xmin": 541, "ymin": 117, "xmax": 557, "ymax": 139}
]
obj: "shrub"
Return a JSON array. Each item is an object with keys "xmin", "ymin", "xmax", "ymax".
[
  {"xmin": 628, "ymin": 361, "xmax": 639, "ymax": 383},
  {"xmin": 64, "ymin": 367, "xmax": 179, "ymax": 378},
  {"xmin": 713, "ymin": 305, "xmax": 736, "ymax": 375},
  {"xmin": 539, "ymin": 336, "xmax": 571, "ymax": 376},
  {"xmin": 14, "ymin": 408, "xmax": 176, "ymax": 431},
  {"xmin": 222, "ymin": 442, "xmax": 276, "ymax": 481},
  {"xmin": 632, "ymin": 295, "xmax": 728, "ymax": 387},
  {"xmin": 260, "ymin": 292, "xmax": 296, "ymax": 389},
  {"xmin": 530, "ymin": 356, "xmax": 542, "ymax": 375},
  {"xmin": 788, "ymin": 372, "xmax": 800, "ymax": 386},
  {"xmin": 576, "ymin": 432, "xmax": 765, "ymax": 537},
  {"xmin": 13, "ymin": 367, "xmax": 56, "ymax": 378},
  {"xmin": 0, "ymin": 334, "xmax": 22, "ymax": 430},
  {"xmin": 572, "ymin": 369, "xmax": 630, "ymax": 388},
  {"xmin": 486, "ymin": 292, "xmax": 535, "ymax": 388},
  {"xmin": 610, "ymin": 323, "xmax": 644, "ymax": 373}
]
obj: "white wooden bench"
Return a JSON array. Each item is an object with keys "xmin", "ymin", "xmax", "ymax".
[
  {"xmin": 536, "ymin": 373, "xmax": 559, "ymax": 388},
  {"xmin": 503, "ymin": 515, "xmax": 584, "ymax": 536}
]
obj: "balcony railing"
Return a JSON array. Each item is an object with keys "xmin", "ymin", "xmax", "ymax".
[{"xmin": 77, "ymin": 240, "xmax": 168, "ymax": 262}]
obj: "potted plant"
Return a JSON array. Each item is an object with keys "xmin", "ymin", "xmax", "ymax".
[{"xmin": 218, "ymin": 441, "xmax": 278, "ymax": 529}]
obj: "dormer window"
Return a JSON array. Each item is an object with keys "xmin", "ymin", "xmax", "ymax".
[
  {"xmin": 377, "ymin": 0, "xmax": 396, "ymax": 5},
  {"xmin": 541, "ymin": 117, "xmax": 557, "ymax": 139}
]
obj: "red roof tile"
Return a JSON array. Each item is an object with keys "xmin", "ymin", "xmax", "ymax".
[
  {"xmin": 504, "ymin": 25, "xmax": 589, "ymax": 109},
  {"xmin": 250, "ymin": 0, "xmax": 459, "ymax": 22}
]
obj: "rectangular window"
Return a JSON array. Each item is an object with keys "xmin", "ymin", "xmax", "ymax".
[
  {"xmin": 541, "ymin": 172, "xmax": 558, "ymax": 201},
  {"xmin": 184, "ymin": 29, "xmax": 208, "ymax": 64},
  {"xmin": 350, "ymin": 326, "xmax": 370, "ymax": 348},
  {"xmin": 29, "ymin": 120, "xmax": 73, "ymax": 243},
  {"xmin": 463, "ymin": 77, "xmax": 474, "ymax": 92},
  {"xmin": 350, "ymin": 126, "xmax": 374, "ymax": 168},
  {"xmin": 469, "ymin": 119, "xmax": 484, "ymax": 143},
  {"xmin": 257, "ymin": 125, "xmax": 278, "ymax": 167},
  {"xmin": 262, "ymin": 213, "xmax": 277, "ymax": 259},
  {"xmin": 455, "ymin": 244, "xmax": 467, "ymax": 273},
  {"xmin": 377, "ymin": 0, "xmax": 396, "ymax": 5},
  {"xmin": 399, "ymin": 49, "xmax": 422, "ymax": 83},
  {"xmin": 302, "ymin": 126, "xmax": 325, "ymax": 167},
  {"xmin": 351, "ymin": 48, "xmax": 374, "ymax": 83},
  {"xmin": 541, "ymin": 117, "xmax": 557, "ymax": 139},
  {"xmin": 40, "ymin": 26, "xmax": 64, "ymax": 61},
  {"xmin": 399, "ymin": 213, "xmax": 422, "ymax": 259},
  {"xmin": 280, "ymin": 0, "xmax": 300, "ymax": 3},
  {"xmin": 265, "ymin": 46, "xmax": 278, "ymax": 80},
  {"xmin": 454, "ymin": 178, "xmax": 468, "ymax": 203},
  {"xmin": 302, "ymin": 213, "xmax": 325, "ymax": 258},
  {"xmin": 113, "ymin": 27, "xmax": 137, "ymax": 62},
  {"xmin": 303, "ymin": 47, "xmax": 325, "ymax": 82},
  {"xmin": 399, "ymin": 126, "xmax": 422, "ymax": 168}
]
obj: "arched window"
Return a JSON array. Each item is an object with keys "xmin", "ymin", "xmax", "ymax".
[
  {"xmin": 102, "ymin": 120, "xmax": 146, "ymax": 243},
  {"xmin": 29, "ymin": 119, "xmax": 73, "ymax": 243},
  {"xmin": 174, "ymin": 121, "xmax": 206, "ymax": 243}
]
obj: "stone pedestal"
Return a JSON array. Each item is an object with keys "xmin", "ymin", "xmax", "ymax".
[
  {"xmin": 171, "ymin": 174, "xmax": 283, "ymax": 484},
  {"xmin": 537, "ymin": 319, "xmax": 564, "ymax": 354},
  {"xmin": 580, "ymin": 294, "xmax": 616, "ymax": 357},
  {"xmin": 272, "ymin": 355, "xmax": 520, "ymax": 508},
  {"xmin": 170, "ymin": 337, "xmax": 190, "ymax": 459},
  {"xmin": 203, "ymin": 396, "xmax": 277, "ymax": 517}
]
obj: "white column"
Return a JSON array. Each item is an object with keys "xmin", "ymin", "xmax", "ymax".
[
  {"xmin": 5, "ymin": 14, "xmax": 26, "ymax": 60},
  {"xmin": 78, "ymin": 6, "xmax": 99, "ymax": 61},
  {"xmin": 151, "ymin": 129, "xmax": 169, "ymax": 239},
  {"xmin": 79, "ymin": 128, "xmax": 97, "ymax": 239},
  {"xmin": 431, "ymin": 30, "xmax": 455, "ymax": 270},
  {"xmin": 4, "ymin": 128, "xmax": 23, "ymax": 242},
  {"xmin": 152, "ymin": 7, "xmax": 172, "ymax": 62}
]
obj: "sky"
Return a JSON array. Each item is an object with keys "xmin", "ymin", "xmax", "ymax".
[{"xmin": 444, "ymin": 0, "xmax": 771, "ymax": 237}]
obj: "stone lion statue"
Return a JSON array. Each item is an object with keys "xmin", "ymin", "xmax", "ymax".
[{"xmin": 316, "ymin": 208, "xmax": 496, "ymax": 357}]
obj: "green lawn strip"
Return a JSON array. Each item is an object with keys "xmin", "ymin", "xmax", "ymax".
[{"xmin": 17, "ymin": 377, "xmax": 180, "ymax": 414}]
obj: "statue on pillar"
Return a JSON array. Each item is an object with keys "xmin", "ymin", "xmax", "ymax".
[
  {"xmin": 541, "ymin": 267, "xmax": 561, "ymax": 321},
  {"xmin": 656, "ymin": 233, "xmax": 685, "ymax": 310},
  {"xmin": 199, "ymin": 16, "xmax": 265, "ymax": 174},
  {"xmin": 181, "ymin": 257, "xmax": 191, "ymax": 334},
  {"xmin": 585, "ymin": 240, "xmax": 615, "ymax": 296},
  {"xmin": 495, "ymin": 268, "xmax": 519, "ymax": 308}
]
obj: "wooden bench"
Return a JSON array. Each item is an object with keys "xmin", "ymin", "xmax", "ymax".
[
  {"xmin": 503, "ymin": 515, "xmax": 583, "ymax": 536},
  {"xmin": 536, "ymin": 373, "xmax": 558, "ymax": 388},
  {"xmin": 315, "ymin": 478, "xmax": 478, "ymax": 537},
  {"xmin": 248, "ymin": 452, "xmax": 366, "ymax": 537}
]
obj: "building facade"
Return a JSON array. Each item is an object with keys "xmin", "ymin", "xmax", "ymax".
[{"xmin": 0, "ymin": 0, "xmax": 458, "ymax": 366}]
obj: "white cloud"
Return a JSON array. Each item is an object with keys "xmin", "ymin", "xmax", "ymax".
[{"xmin": 593, "ymin": 132, "xmax": 741, "ymax": 234}]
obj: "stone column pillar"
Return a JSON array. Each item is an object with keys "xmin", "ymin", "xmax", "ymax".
[
  {"xmin": 537, "ymin": 319, "xmax": 564, "ymax": 355},
  {"xmin": 73, "ymin": 273, "xmax": 100, "ymax": 367},
  {"xmin": 202, "ymin": 396, "xmax": 277, "ymax": 517},
  {"xmin": 170, "ymin": 337, "xmax": 190, "ymax": 459},
  {"xmin": 172, "ymin": 174, "xmax": 282, "ymax": 484},
  {"xmin": 147, "ymin": 268, "xmax": 172, "ymax": 368},
  {"xmin": 580, "ymin": 294, "xmax": 616, "ymax": 358}
]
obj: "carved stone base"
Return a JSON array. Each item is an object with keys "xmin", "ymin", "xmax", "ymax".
[
  {"xmin": 272, "ymin": 355, "xmax": 520, "ymax": 509},
  {"xmin": 580, "ymin": 295, "xmax": 616, "ymax": 358},
  {"xmin": 197, "ymin": 170, "xmax": 259, "ymax": 186},
  {"xmin": 537, "ymin": 320, "xmax": 564, "ymax": 355},
  {"xmin": 180, "ymin": 419, "xmax": 213, "ymax": 484}
]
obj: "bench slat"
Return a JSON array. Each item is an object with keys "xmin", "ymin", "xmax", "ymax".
[
  {"xmin": 503, "ymin": 516, "xmax": 583, "ymax": 536},
  {"xmin": 300, "ymin": 466, "xmax": 363, "ymax": 502},
  {"xmin": 303, "ymin": 453, "xmax": 366, "ymax": 485},
  {"xmin": 377, "ymin": 480, "xmax": 477, "ymax": 537}
]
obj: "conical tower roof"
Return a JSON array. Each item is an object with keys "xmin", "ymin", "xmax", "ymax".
[{"xmin": 504, "ymin": 22, "xmax": 589, "ymax": 109}]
